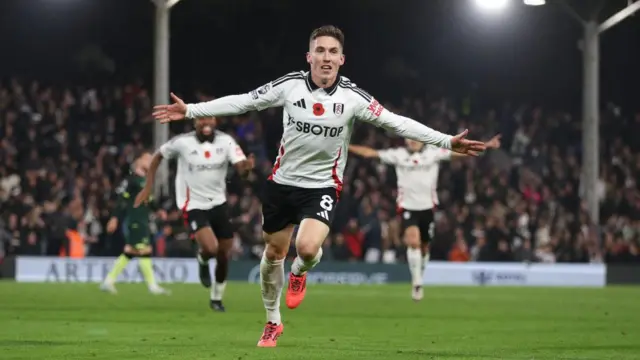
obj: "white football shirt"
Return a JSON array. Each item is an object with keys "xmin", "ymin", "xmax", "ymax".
[
  {"xmin": 159, "ymin": 130, "xmax": 247, "ymax": 211},
  {"xmin": 378, "ymin": 145, "xmax": 452, "ymax": 211},
  {"xmin": 185, "ymin": 71, "xmax": 453, "ymax": 190}
]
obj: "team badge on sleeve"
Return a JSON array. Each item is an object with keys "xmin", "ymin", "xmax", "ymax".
[
  {"xmin": 250, "ymin": 83, "xmax": 271, "ymax": 99},
  {"xmin": 333, "ymin": 103, "xmax": 344, "ymax": 115},
  {"xmin": 257, "ymin": 83, "xmax": 271, "ymax": 95},
  {"xmin": 367, "ymin": 99, "xmax": 384, "ymax": 117}
]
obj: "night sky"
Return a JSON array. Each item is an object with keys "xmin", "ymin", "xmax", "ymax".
[{"xmin": 1, "ymin": 0, "xmax": 638, "ymax": 110}]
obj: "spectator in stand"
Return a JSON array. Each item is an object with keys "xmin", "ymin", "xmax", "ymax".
[
  {"xmin": 448, "ymin": 229, "xmax": 470, "ymax": 262},
  {"xmin": 1, "ymin": 76, "xmax": 639, "ymax": 265}
]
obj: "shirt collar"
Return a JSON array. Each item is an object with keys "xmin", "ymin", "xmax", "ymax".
[
  {"xmin": 305, "ymin": 72, "xmax": 340, "ymax": 96},
  {"xmin": 195, "ymin": 131, "xmax": 215, "ymax": 144}
]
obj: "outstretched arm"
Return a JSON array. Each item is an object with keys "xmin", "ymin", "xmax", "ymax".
[
  {"xmin": 144, "ymin": 152, "xmax": 164, "ymax": 189},
  {"xmin": 349, "ymin": 144, "xmax": 404, "ymax": 166},
  {"xmin": 348, "ymin": 145, "xmax": 380, "ymax": 159},
  {"xmin": 357, "ymin": 99, "xmax": 453, "ymax": 149},
  {"xmin": 134, "ymin": 136, "xmax": 181, "ymax": 207},
  {"xmin": 350, "ymin": 84, "xmax": 486, "ymax": 155},
  {"xmin": 450, "ymin": 134, "xmax": 501, "ymax": 158},
  {"xmin": 153, "ymin": 72, "xmax": 302, "ymax": 122}
]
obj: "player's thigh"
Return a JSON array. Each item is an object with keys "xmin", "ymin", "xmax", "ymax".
[
  {"xmin": 208, "ymin": 204, "xmax": 235, "ymax": 253},
  {"xmin": 263, "ymin": 224, "xmax": 296, "ymax": 259},
  {"xmin": 296, "ymin": 218, "xmax": 330, "ymax": 258},
  {"xmin": 295, "ymin": 187, "xmax": 338, "ymax": 256},
  {"xmin": 261, "ymin": 180, "xmax": 297, "ymax": 235},
  {"xmin": 417, "ymin": 209, "xmax": 435, "ymax": 245},
  {"xmin": 186, "ymin": 209, "xmax": 218, "ymax": 253},
  {"xmin": 125, "ymin": 223, "xmax": 152, "ymax": 255},
  {"xmin": 400, "ymin": 210, "xmax": 421, "ymax": 248}
]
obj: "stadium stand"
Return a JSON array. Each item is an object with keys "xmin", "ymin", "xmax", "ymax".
[{"xmin": 1, "ymin": 77, "xmax": 639, "ymax": 264}]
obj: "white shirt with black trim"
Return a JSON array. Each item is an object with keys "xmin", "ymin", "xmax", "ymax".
[
  {"xmin": 377, "ymin": 145, "xmax": 452, "ymax": 211},
  {"xmin": 159, "ymin": 130, "xmax": 246, "ymax": 211},
  {"xmin": 185, "ymin": 71, "xmax": 453, "ymax": 190}
]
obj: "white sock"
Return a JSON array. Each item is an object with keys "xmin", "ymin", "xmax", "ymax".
[
  {"xmin": 260, "ymin": 252, "xmax": 284, "ymax": 325},
  {"xmin": 291, "ymin": 248, "xmax": 323, "ymax": 276},
  {"xmin": 422, "ymin": 252, "xmax": 430, "ymax": 271},
  {"xmin": 406, "ymin": 247, "xmax": 423, "ymax": 286},
  {"xmin": 210, "ymin": 281, "xmax": 227, "ymax": 301}
]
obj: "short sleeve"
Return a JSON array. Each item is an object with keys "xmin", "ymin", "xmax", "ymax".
[
  {"xmin": 159, "ymin": 136, "xmax": 183, "ymax": 160},
  {"xmin": 226, "ymin": 136, "xmax": 247, "ymax": 165}
]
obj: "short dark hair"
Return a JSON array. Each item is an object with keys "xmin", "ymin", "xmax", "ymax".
[{"xmin": 309, "ymin": 25, "xmax": 345, "ymax": 49}]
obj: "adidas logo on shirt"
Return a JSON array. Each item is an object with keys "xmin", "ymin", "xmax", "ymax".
[{"xmin": 293, "ymin": 99, "xmax": 306, "ymax": 109}]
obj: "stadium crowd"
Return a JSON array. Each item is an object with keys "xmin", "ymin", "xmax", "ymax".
[{"xmin": 1, "ymin": 77, "xmax": 639, "ymax": 264}]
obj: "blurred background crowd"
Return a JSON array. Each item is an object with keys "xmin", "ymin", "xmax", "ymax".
[
  {"xmin": 1, "ymin": 0, "xmax": 640, "ymax": 266},
  {"xmin": 1, "ymin": 77, "xmax": 639, "ymax": 264}
]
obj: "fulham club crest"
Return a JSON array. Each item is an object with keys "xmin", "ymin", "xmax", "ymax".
[{"xmin": 333, "ymin": 103, "xmax": 344, "ymax": 116}]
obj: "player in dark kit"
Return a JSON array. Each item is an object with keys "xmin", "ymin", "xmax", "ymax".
[{"xmin": 100, "ymin": 152, "xmax": 170, "ymax": 295}]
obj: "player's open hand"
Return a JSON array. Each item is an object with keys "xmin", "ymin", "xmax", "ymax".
[
  {"xmin": 450, "ymin": 129, "xmax": 487, "ymax": 156},
  {"xmin": 134, "ymin": 187, "xmax": 152, "ymax": 208},
  {"xmin": 153, "ymin": 92, "xmax": 187, "ymax": 123},
  {"xmin": 486, "ymin": 134, "xmax": 502, "ymax": 149}
]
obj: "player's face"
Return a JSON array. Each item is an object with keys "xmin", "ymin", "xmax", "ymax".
[
  {"xmin": 136, "ymin": 153, "xmax": 153, "ymax": 174},
  {"xmin": 196, "ymin": 117, "xmax": 216, "ymax": 136},
  {"xmin": 307, "ymin": 36, "xmax": 345, "ymax": 82},
  {"xmin": 405, "ymin": 139, "xmax": 424, "ymax": 152}
]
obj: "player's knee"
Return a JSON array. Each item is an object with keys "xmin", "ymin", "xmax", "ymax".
[
  {"xmin": 404, "ymin": 227, "xmax": 421, "ymax": 249},
  {"xmin": 295, "ymin": 239, "xmax": 321, "ymax": 261},
  {"xmin": 264, "ymin": 242, "xmax": 287, "ymax": 260},
  {"xmin": 296, "ymin": 246, "xmax": 320, "ymax": 262},
  {"xmin": 217, "ymin": 239, "xmax": 233, "ymax": 257},
  {"xmin": 200, "ymin": 241, "xmax": 218, "ymax": 256},
  {"xmin": 263, "ymin": 228, "xmax": 293, "ymax": 260},
  {"xmin": 194, "ymin": 226, "xmax": 219, "ymax": 255}
]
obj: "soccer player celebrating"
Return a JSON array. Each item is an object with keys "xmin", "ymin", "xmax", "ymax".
[
  {"xmin": 100, "ymin": 152, "xmax": 170, "ymax": 295},
  {"xmin": 134, "ymin": 117, "xmax": 254, "ymax": 312},
  {"xmin": 152, "ymin": 25, "xmax": 486, "ymax": 347},
  {"xmin": 349, "ymin": 135, "xmax": 501, "ymax": 300}
]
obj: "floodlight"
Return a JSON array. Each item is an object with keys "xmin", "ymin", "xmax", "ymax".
[
  {"xmin": 474, "ymin": 0, "xmax": 509, "ymax": 11},
  {"xmin": 523, "ymin": 0, "xmax": 545, "ymax": 6}
]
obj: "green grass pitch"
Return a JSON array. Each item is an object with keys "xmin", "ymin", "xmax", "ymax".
[{"xmin": 0, "ymin": 282, "xmax": 638, "ymax": 359}]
